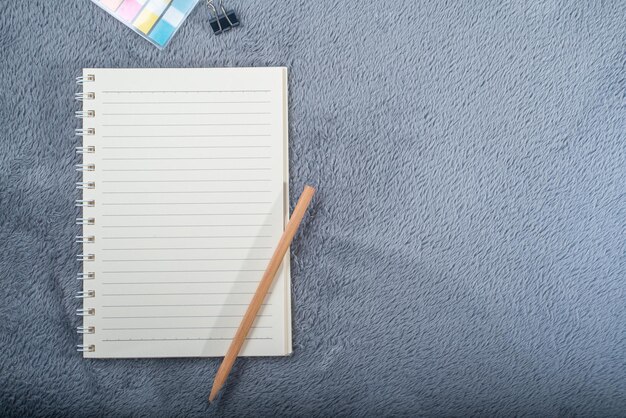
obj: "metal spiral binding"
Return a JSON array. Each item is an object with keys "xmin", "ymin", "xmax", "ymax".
[
  {"xmin": 75, "ymin": 110, "xmax": 95, "ymax": 118},
  {"xmin": 76, "ymin": 74, "xmax": 95, "ymax": 85},
  {"xmin": 75, "ymin": 128, "xmax": 95, "ymax": 136},
  {"xmin": 77, "ymin": 272, "xmax": 95, "ymax": 280},
  {"xmin": 77, "ymin": 344, "xmax": 95, "ymax": 352},
  {"xmin": 77, "ymin": 75, "xmax": 96, "ymax": 355},
  {"xmin": 74, "ymin": 92, "xmax": 95, "ymax": 101},
  {"xmin": 75, "ymin": 200, "xmax": 95, "ymax": 207},
  {"xmin": 77, "ymin": 326, "xmax": 95, "ymax": 334},
  {"xmin": 76, "ymin": 290, "xmax": 95, "ymax": 298},
  {"xmin": 76, "ymin": 181, "xmax": 95, "ymax": 189},
  {"xmin": 76, "ymin": 146, "xmax": 95, "ymax": 154},
  {"xmin": 75, "ymin": 164, "xmax": 95, "ymax": 172},
  {"xmin": 76, "ymin": 308, "xmax": 95, "ymax": 316}
]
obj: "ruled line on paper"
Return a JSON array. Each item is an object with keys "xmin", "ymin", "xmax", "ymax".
[
  {"xmin": 101, "ymin": 214, "xmax": 272, "ymax": 217},
  {"xmin": 101, "ymin": 246, "xmax": 272, "ymax": 250},
  {"xmin": 101, "ymin": 146, "xmax": 271, "ymax": 149},
  {"xmin": 103, "ymin": 123, "xmax": 271, "ymax": 127},
  {"xmin": 103, "ymin": 222, "xmax": 270, "ymax": 227},
  {"xmin": 102, "ymin": 292, "xmax": 258, "ymax": 296},
  {"xmin": 102, "ymin": 169, "xmax": 271, "ymax": 172},
  {"xmin": 102, "ymin": 112, "xmax": 271, "ymax": 116},
  {"xmin": 102, "ymin": 157, "xmax": 271, "ymax": 161},
  {"xmin": 101, "ymin": 191, "xmax": 271, "ymax": 195},
  {"xmin": 101, "ymin": 269, "xmax": 265, "ymax": 273},
  {"xmin": 102, "ymin": 282, "xmax": 262, "ymax": 285},
  {"xmin": 101, "ymin": 202, "xmax": 272, "ymax": 205},
  {"xmin": 102, "ymin": 134, "xmax": 271, "ymax": 138},
  {"xmin": 101, "ymin": 235, "xmax": 272, "ymax": 239},
  {"xmin": 102, "ymin": 304, "xmax": 270, "ymax": 308},
  {"xmin": 101, "ymin": 258, "xmax": 270, "ymax": 262},
  {"xmin": 101, "ymin": 338, "xmax": 273, "ymax": 341},
  {"xmin": 102, "ymin": 101, "xmax": 271, "ymax": 105},
  {"xmin": 103, "ymin": 314, "xmax": 271, "ymax": 319},
  {"xmin": 101, "ymin": 180, "xmax": 271, "ymax": 183},
  {"xmin": 101, "ymin": 90, "xmax": 272, "ymax": 93},
  {"xmin": 102, "ymin": 225, "xmax": 271, "ymax": 228},
  {"xmin": 102, "ymin": 326, "xmax": 271, "ymax": 330}
]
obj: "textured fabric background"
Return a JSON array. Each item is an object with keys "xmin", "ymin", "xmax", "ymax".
[{"xmin": 1, "ymin": 0, "xmax": 624, "ymax": 416}]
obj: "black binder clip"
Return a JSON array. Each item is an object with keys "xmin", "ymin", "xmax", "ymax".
[{"xmin": 207, "ymin": 0, "xmax": 240, "ymax": 35}]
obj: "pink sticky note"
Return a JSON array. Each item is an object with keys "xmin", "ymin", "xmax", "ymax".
[{"xmin": 117, "ymin": 0, "xmax": 143, "ymax": 21}]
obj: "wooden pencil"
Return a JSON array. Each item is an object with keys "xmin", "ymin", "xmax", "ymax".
[{"xmin": 209, "ymin": 185, "xmax": 316, "ymax": 403}]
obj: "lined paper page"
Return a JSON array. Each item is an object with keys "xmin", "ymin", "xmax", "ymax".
[{"xmin": 81, "ymin": 68, "xmax": 290, "ymax": 358}]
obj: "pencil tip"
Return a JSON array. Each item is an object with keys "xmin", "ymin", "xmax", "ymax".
[{"xmin": 209, "ymin": 379, "xmax": 221, "ymax": 403}]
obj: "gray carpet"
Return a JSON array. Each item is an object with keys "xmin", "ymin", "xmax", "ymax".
[{"xmin": 1, "ymin": 0, "xmax": 624, "ymax": 416}]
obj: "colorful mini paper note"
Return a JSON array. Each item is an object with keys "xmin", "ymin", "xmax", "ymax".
[{"xmin": 90, "ymin": 0, "xmax": 199, "ymax": 48}]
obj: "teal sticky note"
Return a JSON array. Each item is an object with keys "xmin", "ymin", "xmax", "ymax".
[
  {"xmin": 172, "ymin": 0, "xmax": 196, "ymax": 13},
  {"xmin": 149, "ymin": 20, "xmax": 176, "ymax": 46}
]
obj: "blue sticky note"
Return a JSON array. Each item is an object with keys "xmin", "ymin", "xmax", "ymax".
[
  {"xmin": 149, "ymin": 20, "xmax": 176, "ymax": 46},
  {"xmin": 171, "ymin": 0, "xmax": 196, "ymax": 13}
]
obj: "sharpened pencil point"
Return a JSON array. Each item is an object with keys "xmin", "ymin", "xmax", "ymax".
[{"xmin": 209, "ymin": 386, "xmax": 219, "ymax": 403}]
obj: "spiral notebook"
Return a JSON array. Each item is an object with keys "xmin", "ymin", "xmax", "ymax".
[{"xmin": 75, "ymin": 68, "xmax": 291, "ymax": 358}]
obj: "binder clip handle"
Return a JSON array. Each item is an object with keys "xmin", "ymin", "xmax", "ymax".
[
  {"xmin": 207, "ymin": 0, "xmax": 223, "ymax": 34},
  {"xmin": 206, "ymin": 0, "xmax": 239, "ymax": 35},
  {"xmin": 219, "ymin": 0, "xmax": 240, "ymax": 29}
]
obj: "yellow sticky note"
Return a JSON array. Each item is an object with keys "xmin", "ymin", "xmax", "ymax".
[{"xmin": 133, "ymin": 9, "xmax": 160, "ymax": 34}]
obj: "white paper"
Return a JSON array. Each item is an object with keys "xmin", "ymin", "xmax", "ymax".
[{"xmin": 80, "ymin": 68, "xmax": 290, "ymax": 358}]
